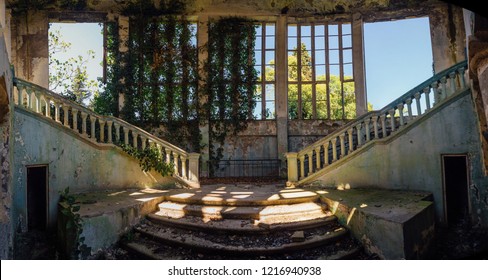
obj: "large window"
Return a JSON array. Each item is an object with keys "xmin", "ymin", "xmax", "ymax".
[
  {"xmin": 254, "ymin": 22, "xmax": 276, "ymax": 120},
  {"xmin": 288, "ymin": 22, "xmax": 355, "ymax": 120}
]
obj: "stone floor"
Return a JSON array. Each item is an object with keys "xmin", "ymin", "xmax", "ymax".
[{"xmin": 12, "ymin": 181, "xmax": 488, "ymax": 260}]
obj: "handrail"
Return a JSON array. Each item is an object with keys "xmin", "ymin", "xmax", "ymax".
[
  {"xmin": 287, "ymin": 61, "xmax": 468, "ymax": 182},
  {"xmin": 13, "ymin": 78, "xmax": 200, "ymax": 185}
]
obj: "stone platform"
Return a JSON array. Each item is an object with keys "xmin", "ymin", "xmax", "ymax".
[{"xmin": 69, "ymin": 184, "xmax": 435, "ymax": 259}]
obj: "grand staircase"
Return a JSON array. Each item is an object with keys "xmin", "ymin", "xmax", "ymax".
[
  {"xmin": 12, "ymin": 78, "xmax": 200, "ymax": 188},
  {"xmin": 122, "ymin": 183, "xmax": 362, "ymax": 259},
  {"xmin": 286, "ymin": 61, "xmax": 468, "ymax": 184}
]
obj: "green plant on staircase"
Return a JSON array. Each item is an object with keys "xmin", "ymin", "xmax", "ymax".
[{"xmin": 121, "ymin": 144, "xmax": 174, "ymax": 176}]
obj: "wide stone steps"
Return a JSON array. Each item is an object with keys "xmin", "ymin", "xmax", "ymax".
[{"xmin": 120, "ymin": 184, "xmax": 362, "ymax": 259}]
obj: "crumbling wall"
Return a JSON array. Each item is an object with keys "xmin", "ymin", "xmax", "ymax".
[{"xmin": 0, "ymin": 3, "xmax": 13, "ymax": 259}]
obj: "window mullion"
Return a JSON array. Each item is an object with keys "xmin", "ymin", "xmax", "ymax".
[
  {"xmin": 261, "ymin": 23, "xmax": 266, "ymax": 120},
  {"xmin": 311, "ymin": 23, "xmax": 317, "ymax": 119},
  {"xmin": 339, "ymin": 23, "xmax": 345, "ymax": 119},
  {"xmin": 325, "ymin": 22, "xmax": 331, "ymax": 120}
]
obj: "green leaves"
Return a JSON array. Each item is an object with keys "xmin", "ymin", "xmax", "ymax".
[
  {"xmin": 49, "ymin": 27, "xmax": 101, "ymax": 106},
  {"xmin": 121, "ymin": 144, "xmax": 174, "ymax": 176},
  {"xmin": 58, "ymin": 187, "xmax": 85, "ymax": 259}
]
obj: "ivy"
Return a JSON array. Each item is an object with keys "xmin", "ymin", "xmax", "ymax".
[
  {"xmin": 93, "ymin": 8, "xmax": 258, "ymax": 177},
  {"xmin": 121, "ymin": 144, "xmax": 174, "ymax": 176},
  {"xmin": 203, "ymin": 17, "xmax": 257, "ymax": 175}
]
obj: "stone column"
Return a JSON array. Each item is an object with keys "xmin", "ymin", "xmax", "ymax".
[
  {"xmin": 118, "ymin": 16, "xmax": 129, "ymax": 114},
  {"xmin": 429, "ymin": 4, "xmax": 466, "ymax": 73},
  {"xmin": 198, "ymin": 15, "xmax": 210, "ymax": 177},
  {"xmin": 275, "ymin": 16, "xmax": 289, "ymax": 162},
  {"xmin": 11, "ymin": 11, "xmax": 49, "ymax": 87},
  {"xmin": 352, "ymin": 13, "xmax": 368, "ymax": 116}
]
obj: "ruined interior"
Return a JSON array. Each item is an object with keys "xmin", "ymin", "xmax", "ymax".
[{"xmin": 0, "ymin": 0, "xmax": 487, "ymax": 260}]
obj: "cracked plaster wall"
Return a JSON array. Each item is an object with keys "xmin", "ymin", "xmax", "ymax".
[
  {"xmin": 310, "ymin": 92, "xmax": 488, "ymax": 227},
  {"xmin": 12, "ymin": 109, "xmax": 176, "ymax": 231},
  {"xmin": 0, "ymin": 3, "xmax": 13, "ymax": 259}
]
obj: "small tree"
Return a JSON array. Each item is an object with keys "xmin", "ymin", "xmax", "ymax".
[{"xmin": 49, "ymin": 27, "xmax": 101, "ymax": 106}]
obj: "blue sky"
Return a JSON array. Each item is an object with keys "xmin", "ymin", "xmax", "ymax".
[
  {"xmin": 50, "ymin": 17, "xmax": 433, "ymax": 111},
  {"xmin": 364, "ymin": 17, "xmax": 433, "ymax": 109}
]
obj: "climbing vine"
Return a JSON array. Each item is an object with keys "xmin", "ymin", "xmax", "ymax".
[
  {"xmin": 93, "ymin": 2, "xmax": 258, "ymax": 177},
  {"xmin": 203, "ymin": 17, "xmax": 257, "ymax": 173}
]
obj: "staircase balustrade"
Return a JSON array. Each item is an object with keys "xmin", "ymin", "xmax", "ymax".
[
  {"xmin": 13, "ymin": 78, "xmax": 200, "ymax": 185},
  {"xmin": 286, "ymin": 61, "xmax": 468, "ymax": 182}
]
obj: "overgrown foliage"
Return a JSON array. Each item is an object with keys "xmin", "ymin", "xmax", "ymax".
[
  {"xmin": 93, "ymin": 12, "xmax": 258, "ymax": 177},
  {"xmin": 58, "ymin": 187, "xmax": 89, "ymax": 259},
  {"xmin": 49, "ymin": 27, "xmax": 101, "ymax": 106},
  {"xmin": 121, "ymin": 144, "xmax": 174, "ymax": 176},
  {"xmin": 203, "ymin": 17, "xmax": 257, "ymax": 172}
]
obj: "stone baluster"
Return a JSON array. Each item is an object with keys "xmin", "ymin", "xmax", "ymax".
[
  {"xmin": 388, "ymin": 109, "xmax": 396, "ymax": 133},
  {"xmin": 423, "ymin": 87, "xmax": 431, "ymax": 111},
  {"xmin": 89, "ymin": 115, "xmax": 96, "ymax": 140},
  {"xmin": 339, "ymin": 134, "xmax": 346, "ymax": 159},
  {"xmin": 380, "ymin": 114, "xmax": 387, "ymax": 138},
  {"xmin": 405, "ymin": 98, "xmax": 413, "ymax": 122},
  {"xmin": 356, "ymin": 124, "xmax": 363, "ymax": 146},
  {"xmin": 54, "ymin": 102, "xmax": 61, "ymax": 123},
  {"xmin": 44, "ymin": 97, "xmax": 51, "ymax": 118},
  {"xmin": 432, "ymin": 82, "xmax": 440, "ymax": 105},
  {"xmin": 132, "ymin": 132, "xmax": 138, "ymax": 149},
  {"xmin": 16, "ymin": 85, "xmax": 23, "ymax": 106},
  {"xmin": 299, "ymin": 154, "xmax": 305, "ymax": 179},
  {"xmin": 181, "ymin": 156, "xmax": 188, "ymax": 179},
  {"xmin": 34, "ymin": 91, "xmax": 41, "ymax": 113},
  {"xmin": 141, "ymin": 137, "xmax": 146, "ymax": 150},
  {"xmin": 397, "ymin": 104, "xmax": 405, "ymax": 127},
  {"xmin": 458, "ymin": 67, "xmax": 466, "ymax": 89},
  {"xmin": 365, "ymin": 118, "xmax": 371, "ymax": 142},
  {"xmin": 166, "ymin": 150, "xmax": 171, "ymax": 164},
  {"xmin": 26, "ymin": 88, "xmax": 33, "ymax": 110},
  {"xmin": 440, "ymin": 76, "xmax": 448, "ymax": 102},
  {"xmin": 62, "ymin": 105, "xmax": 70, "ymax": 127},
  {"xmin": 124, "ymin": 127, "xmax": 129, "ymax": 145},
  {"xmin": 414, "ymin": 92, "xmax": 422, "ymax": 116},
  {"xmin": 307, "ymin": 152, "xmax": 313, "ymax": 174},
  {"xmin": 72, "ymin": 109, "xmax": 78, "ymax": 133},
  {"xmin": 449, "ymin": 72, "xmax": 456, "ymax": 95},
  {"xmin": 347, "ymin": 128, "xmax": 354, "ymax": 153},
  {"xmin": 114, "ymin": 123, "xmax": 121, "ymax": 143},
  {"xmin": 315, "ymin": 146, "xmax": 321, "ymax": 170},
  {"xmin": 331, "ymin": 137, "xmax": 338, "ymax": 162},
  {"xmin": 81, "ymin": 112, "xmax": 87, "ymax": 136},
  {"xmin": 99, "ymin": 120, "xmax": 105, "ymax": 143},
  {"xmin": 174, "ymin": 154, "xmax": 180, "ymax": 176},
  {"xmin": 107, "ymin": 121, "xmax": 113, "ymax": 144},
  {"xmin": 372, "ymin": 115, "xmax": 379, "ymax": 139},
  {"xmin": 323, "ymin": 141, "xmax": 330, "ymax": 166}
]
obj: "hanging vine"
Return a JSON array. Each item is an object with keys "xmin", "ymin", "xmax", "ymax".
[
  {"xmin": 94, "ymin": 5, "xmax": 258, "ymax": 177},
  {"xmin": 203, "ymin": 17, "xmax": 257, "ymax": 174}
]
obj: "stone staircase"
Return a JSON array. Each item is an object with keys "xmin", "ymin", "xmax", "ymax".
[{"xmin": 121, "ymin": 183, "xmax": 362, "ymax": 259}]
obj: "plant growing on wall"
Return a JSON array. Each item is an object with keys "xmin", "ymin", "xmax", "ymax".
[{"xmin": 203, "ymin": 17, "xmax": 257, "ymax": 174}]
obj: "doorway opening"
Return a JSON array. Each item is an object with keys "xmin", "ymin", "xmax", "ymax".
[
  {"xmin": 442, "ymin": 155, "xmax": 470, "ymax": 226},
  {"xmin": 26, "ymin": 165, "xmax": 48, "ymax": 231}
]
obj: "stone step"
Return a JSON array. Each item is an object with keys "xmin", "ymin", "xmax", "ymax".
[
  {"xmin": 130, "ymin": 220, "xmax": 350, "ymax": 256},
  {"xmin": 147, "ymin": 212, "xmax": 337, "ymax": 234},
  {"xmin": 156, "ymin": 201, "xmax": 330, "ymax": 223},
  {"xmin": 162, "ymin": 187, "xmax": 320, "ymax": 206}
]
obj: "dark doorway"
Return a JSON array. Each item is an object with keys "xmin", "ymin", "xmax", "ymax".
[
  {"xmin": 27, "ymin": 166, "xmax": 48, "ymax": 231},
  {"xmin": 442, "ymin": 155, "xmax": 469, "ymax": 226}
]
